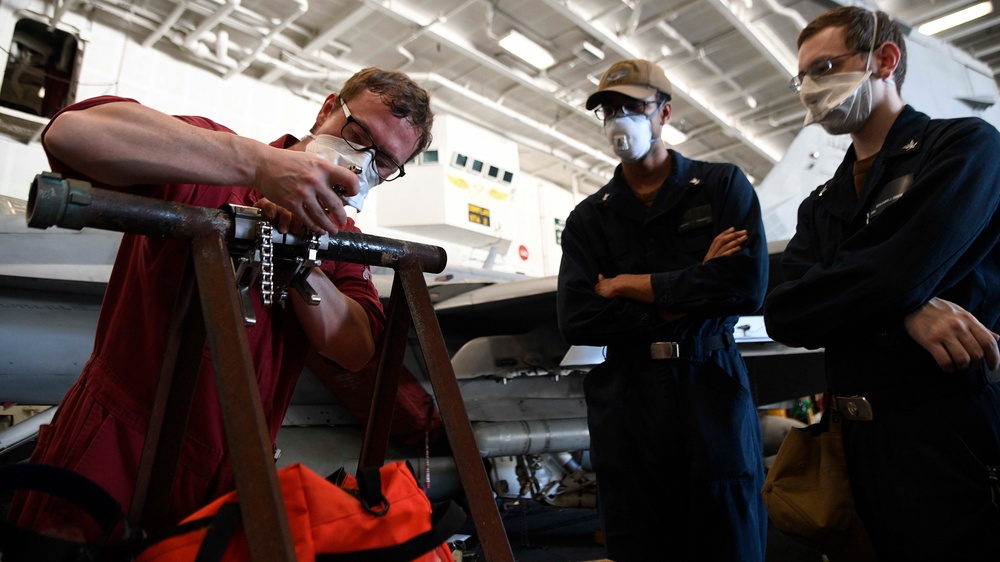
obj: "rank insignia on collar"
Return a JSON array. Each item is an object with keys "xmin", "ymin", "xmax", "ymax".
[
  {"xmin": 602, "ymin": 193, "xmax": 611, "ymax": 201},
  {"xmin": 689, "ymin": 177, "xmax": 701, "ymax": 185},
  {"xmin": 901, "ymin": 140, "xmax": 917, "ymax": 150}
]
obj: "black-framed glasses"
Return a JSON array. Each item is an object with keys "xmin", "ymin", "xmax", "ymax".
[
  {"xmin": 341, "ymin": 102, "xmax": 406, "ymax": 182},
  {"xmin": 594, "ymin": 99, "xmax": 664, "ymax": 122},
  {"xmin": 789, "ymin": 52, "xmax": 863, "ymax": 92}
]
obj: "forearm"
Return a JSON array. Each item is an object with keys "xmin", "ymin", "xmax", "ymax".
[
  {"xmin": 558, "ymin": 269, "xmax": 665, "ymax": 345},
  {"xmin": 44, "ymin": 101, "xmax": 265, "ymax": 188},
  {"xmin": 595, "ymin": 273, "xmax": 654, "ymax": 302},
  {"xmin": 292, "ymin": 269, "xmax": 375, "ymax": 372},
  {"xmin": 45, "ymin": 98, "xmax": 361, "ymax": 234}
]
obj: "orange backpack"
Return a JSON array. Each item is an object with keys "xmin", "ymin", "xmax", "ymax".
[{"xmin": 136, "ymin": 461, "xmax": 463, "ymax": 562}]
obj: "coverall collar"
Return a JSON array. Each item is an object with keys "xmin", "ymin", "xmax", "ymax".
[
  {"xmin": 604, "ymin": 149, "xmax": 697, "ymax": 223},
  {"xmin": 820, "ymin": 105, "xmax": 929, "ymax": 222}
]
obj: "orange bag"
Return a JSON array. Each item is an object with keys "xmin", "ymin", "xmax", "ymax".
[{"xmin": 136, "ymin": 461, "xmax": 463, "ymax": 562}]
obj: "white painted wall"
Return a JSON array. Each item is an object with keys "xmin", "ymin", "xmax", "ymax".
[{"xmin": 0, "ymin": 1, "xmax": 578, "ymax": 277}]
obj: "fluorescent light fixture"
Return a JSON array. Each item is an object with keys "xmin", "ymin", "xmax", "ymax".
[
  {"xmin": 499, "ymin": 29, "xmax": 556, "ymax": 70},
  {"xmin": 662, "ymin": 124, "xmax": 688, "ymax": 145},
  {"xmin": 575, "ymin": 41, "xmax": 605, "ymax": 63},
  {"xmin": 918, "ymin": 1, "xmax": 993, "ymax": 35}
]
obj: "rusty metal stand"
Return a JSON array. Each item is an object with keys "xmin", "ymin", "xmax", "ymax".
[
  {"xmin": 359, "ymin": 264, "xmax": 516, "ymax": 562},
  {"xmin": 26, "ymin": 175, "xmax": 514, "ymax": 562}
]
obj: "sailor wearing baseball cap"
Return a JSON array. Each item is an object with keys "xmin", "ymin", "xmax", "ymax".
[
  {"xmin": 556, "ymin": 58, "xmax": 769, "ymax": 560},
  {"xmin": 585, "ymin": 59, "xmax": 674, "ymax": 162}
]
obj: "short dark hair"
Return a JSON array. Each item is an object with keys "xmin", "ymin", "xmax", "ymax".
[
  {"xmin": 798, "ymin": 7, "xmax": 906, "ymax": 93},
  {"xmin": 337, "ymin": 67, "xmax": 434, "ymax": 160}
]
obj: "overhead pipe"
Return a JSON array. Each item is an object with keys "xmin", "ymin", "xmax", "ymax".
[
  {"xmin": 368, "ymin": 0, "xmax": 480, "ymax": 71},
  {"xmin": 759, "ymin": 0, "xmax": 808, "ymax": 29},
  {"xmin": 260, "ymin": 4, "xmax": 372, "ymax": 84},
  {"xmin": 417, "ymin": 72, "xmax": 619, "ymax": 169},
  {"xmin": 657, "ymin": 20, "xmax": 697, "ymax": 54},
  {"xmin": 257, "ymin": 52, "xmax": 346, "ymax": 81},
  {"xmin": 622, "ymin": 0, "xmax": 646, "ymax": 37},
  {"xmin": 357, "ymin": 0, "xmax": 586, "ymax": 121},
  {"xmin": 183, "ymin": 0, "xmax": 241, "ymax": 52},
  {"xmin": 143, "ymin": 0, "xmax": 190, "ymax": 49},
  {"xmin": 630, "ymin": 0, "xmax": 701, "ymax": 36},
  {"xmin": 223, "ymin": 0, "xmax": 308, "ymax": 79},
  {"xmin": 704, "ymin": 0, "xmax": 798, "ymax": 76}
]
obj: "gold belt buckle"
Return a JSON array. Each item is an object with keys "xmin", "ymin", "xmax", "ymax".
[
  {"xmin": 650, "ymin": 342, "xmax": 680, "ymax": 360},
  {"xmin": 835, "ymin": 395, "xmax": 874, "ymax": 421}
]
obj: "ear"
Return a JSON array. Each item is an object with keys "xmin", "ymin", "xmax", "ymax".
[
  {"xmin": 660, "ymin": 102, "xmax": 673, "ymax": 125},
  {"xmin": 313, "ymin": 92, "xmax": 341, "ymax": 132},
  {"xmin": 875, "ymin": 42, "xmax": 901, "ymax": 80}
]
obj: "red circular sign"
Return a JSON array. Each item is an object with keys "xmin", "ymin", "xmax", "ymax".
[{"xmin": 518, "ymin": 245, "xmax": 529, "ymax": 260}]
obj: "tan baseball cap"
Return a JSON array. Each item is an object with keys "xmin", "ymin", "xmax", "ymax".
[{"xmin": 585, "ymin": 59, "xmax": 672, "ymax": 110}]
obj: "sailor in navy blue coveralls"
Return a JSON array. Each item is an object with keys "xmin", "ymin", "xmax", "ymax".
[
  {"xmin": 762, "ymin": 7, "xmax": 1000, "ymax": 558},
  {"xmin": 765, "ymin": 104, "xmax": 1000, "ymax": 559},
  {"xmin": 557, "ymin": 148, "xmax": 769, "ymax": 560}
]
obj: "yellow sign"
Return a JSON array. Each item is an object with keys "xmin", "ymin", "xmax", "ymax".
[{"xmin": 468, "ymin": 204, "xmax": 490, "ymax": 227}]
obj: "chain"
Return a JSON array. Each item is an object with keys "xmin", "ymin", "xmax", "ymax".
[{"xmin": 259, "ymin": 220, "xmax": 274, "ymax": 306}]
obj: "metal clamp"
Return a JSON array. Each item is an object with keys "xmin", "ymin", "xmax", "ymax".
[
  {"xmin": 835, "ymin": 395, "xmax": 874, "ymax": 421},
  {"xmin": 650, "ymin": 342, "xmax": 680, "ymax": 360}
]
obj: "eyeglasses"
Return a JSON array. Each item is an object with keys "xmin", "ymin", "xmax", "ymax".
[
  {"xmin": 594, "ymin": 99, "xmax": 663, "ymax": 122},
  {"xmin": 341, "ymin": 102, "xmax": 406, "ymax": 182},
  {"xmin": 789, "ymin": 52, "xmax": 863, "ymax": 92}
]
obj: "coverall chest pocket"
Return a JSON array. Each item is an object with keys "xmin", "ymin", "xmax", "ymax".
[
  {"xmin": 599, "ymin": 241, "xmax": 633, "ymax": 274},
  {"xmin": 675, "ymin": 204, "xmax": 715, "ymax": 260}
]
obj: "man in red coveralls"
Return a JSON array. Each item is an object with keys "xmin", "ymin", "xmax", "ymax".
[{"xmin": 8, "ymin": 67, "xmax": 434, "ymax": 540}]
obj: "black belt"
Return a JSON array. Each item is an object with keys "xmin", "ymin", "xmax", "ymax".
[
  {"xmin": 606, "ymin": 332, "xmax": 734, "ymax": 361},
  {"xmin": 833, "ymin": 365, "xmax": 1000, "ymax": 421}
]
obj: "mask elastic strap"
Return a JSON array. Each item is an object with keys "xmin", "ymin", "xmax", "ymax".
[
  {"xmin": 649, "ymin": 97, "xmax": 667, "ymax": 124},
  {"xmin": 865, "ymin": 11, "xmax": 879, "ymax": 72}
]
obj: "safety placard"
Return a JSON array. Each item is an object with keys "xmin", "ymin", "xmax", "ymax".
[{"xmin": 468, "ymin": 204, "xmax": 491, "ymax": 227}]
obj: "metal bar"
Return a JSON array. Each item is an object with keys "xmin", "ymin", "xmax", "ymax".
[
  {"xmin": 357, "ymin": 274, "xmax": 412, "ymax": 471},
  {"xmin": 316, "ymin": 230, "xmax": 447, "ymax": 274},
  {"xmin": 26, "ymin": 175, "xmax": 448, "ymax": 273},
  {"xmin": 192, "ymin": 234, "xmax": 295, "ymax": 562},
  {"xmin": 130, "ymin": 256, "xmax": 207, "ymax": 531},
  {"xmin": 27, "ymin": 172, "xmax": 229, "ymax": 239},
  {"xmin": 397, "ymin": 261, "xmax": 514, "ymax": 562}
]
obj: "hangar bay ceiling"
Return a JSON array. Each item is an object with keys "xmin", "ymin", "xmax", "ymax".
[{"xmin": 5, "ymin": 0, "xmax": 999, "ymax": 194}]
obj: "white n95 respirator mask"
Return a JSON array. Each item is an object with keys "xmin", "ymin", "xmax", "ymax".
[
  {"xmin": 305, "ymin": 134, "xmax": 380, "ymax": 212},
  {"xmin": 604, "ymin": 114, "xmax": 657, "ymax": 162}
]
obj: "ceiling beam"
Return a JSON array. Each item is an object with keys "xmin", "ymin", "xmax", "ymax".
[{"xmin": 538, "ymin": 0, "xmax": 782, "ymax": 164}]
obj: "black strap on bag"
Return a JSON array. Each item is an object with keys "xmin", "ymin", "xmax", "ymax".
[
  {"xmin": 315, "ymin": 500, "xmax": 467, "ymax": 562},
  {"xmin": 0, "ymin": 463, "xmax": 138, "ymax": 562},
  {"xmin": 193, "ymin": 503, "xmax": 242, "ymax": 562},
  {"xmin": 131, "ymin": 504, "xmax": 241, "ymax": 561},
  {"xmin": 354, "ymin": 466, "xmax": 390, "ymax": 515},
  {"xmin": 167, "ymin": 498, "xmax": 465, "ymax": 562}
]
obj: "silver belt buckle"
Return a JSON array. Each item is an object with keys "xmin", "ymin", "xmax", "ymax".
[
  {"xmin": 650, "ymin": 342, "xmax": 680, "ymax": 360},
  {"xmin": 835, "ymin": 395, "xmax": 874, "ymax": 421}
]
